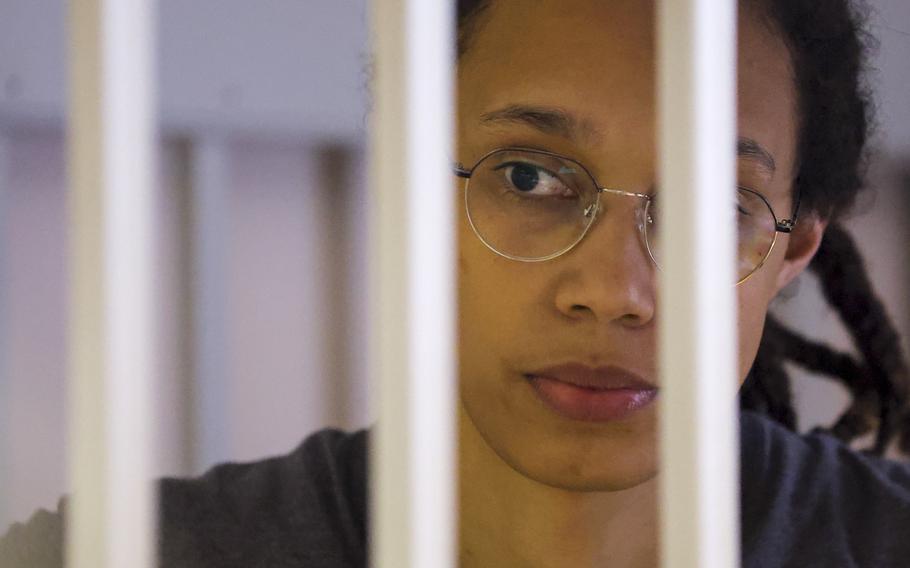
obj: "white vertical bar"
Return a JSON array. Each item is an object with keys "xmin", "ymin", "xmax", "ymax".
[
  {"xmin": 67, "ymin": 0, "xmax": 156, "ymax": 567},
  {"xmin": 658, "ymin": 1, "xmax": 739, "ymax": 568},
  {"xmin": 0, "ymin": 131, "xmax": 8, "ymax": 525},
  {"xmin": 370, "ymin": 1, "xmax": 456, "ymax": 567},
  {"xmin": 189, "ymin": 136, "xmax": 230, "ymax": 472}
]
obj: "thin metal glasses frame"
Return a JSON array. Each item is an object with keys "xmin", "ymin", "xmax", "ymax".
[{"xmin": 454, "ymin": 146, "xmax": 800, "ymax": 285}]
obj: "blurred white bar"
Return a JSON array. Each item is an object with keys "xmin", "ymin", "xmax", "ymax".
[
  {"xmin": 658, "ymin": 1, "xmax": 740, "ymax": 567},
  {"xmin": 67, "ymin": 1, "xmax": 157, "ymax": 567},
  {"xmin": 369, "ymin": 1, "xmax": 456, "ymax": 567},
  {"xmin": 0, "ymin": 131, "xmax": 7, "ymax": 526},
  {"xmin": 189, "ymin": 136, "xmax": 230, "ymax": 472}
]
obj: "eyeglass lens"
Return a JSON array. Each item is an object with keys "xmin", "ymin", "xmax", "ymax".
[
  {"xmin": 465, "ymin": 150, "xmax": 599, "ymax": 260},
  {"xmin": 643, "ymin": 188, "xmax": 778, "ymax": 282}
]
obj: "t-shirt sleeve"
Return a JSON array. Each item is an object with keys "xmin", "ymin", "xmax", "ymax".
[
  {"xmin": 0, "ymin": 428, "xmax": 369, "ymax": 568},
  {"xmin": 157, "ymin": 427, "xmax": 369, "ymax": 568},
  {"xmin": 740, "ymin": 410, "xmax": 910, "ymax": 568},
  {"xmin": 0, "ymin": 500, "xmax": 66, "ymax": 568}
]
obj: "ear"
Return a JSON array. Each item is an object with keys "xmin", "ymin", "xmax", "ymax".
[{"xmin": 774, "ymin": 215, "xmax": 827, "ymax": 293}]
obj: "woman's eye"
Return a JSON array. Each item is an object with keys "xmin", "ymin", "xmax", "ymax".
[
  {"xmin": 496, "ymin": 162, "xmax": 573, "ymax": 197},
  {"xmin": 507, "ymin": 163, "xmax": 541, "ymax": 192},
  {"xmin": 736, "ymin": 188, "xmax": 756, "ymax": 217}
]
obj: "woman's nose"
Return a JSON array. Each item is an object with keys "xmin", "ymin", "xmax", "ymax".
[{"xmin": 553, "ymin": 205, "xmax": 656, "ymax": 326}]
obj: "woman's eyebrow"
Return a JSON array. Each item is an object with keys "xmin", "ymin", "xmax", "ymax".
[
  {"xmin": 737, "ymin": 137, "xmax": 776, "ymax": 176},
  {"xmin": 480, "ymin": 105, "xmax": 776, "ymax": 176},
  {"xmin": 479, "ymin": 104, "xmax": 602, "ymax": 142}
]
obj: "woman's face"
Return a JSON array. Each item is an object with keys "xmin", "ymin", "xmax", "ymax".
[{"xmin": 456, "ymin": 0, "xmax": 822, "ymax": 491}]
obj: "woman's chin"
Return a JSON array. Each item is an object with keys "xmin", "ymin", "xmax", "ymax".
[
  {"xmin": 507, "ymin": 448, "xmax": 659, "ymax": 493},
  {"xmin": 470, "ymin": 413, "xmax": 660, "ymax": 492}
]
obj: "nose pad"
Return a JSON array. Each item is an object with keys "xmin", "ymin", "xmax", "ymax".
[
  {"xmin": 583, "ymin": 202, "xmax": 599, "ymax": 220},
  {"xmin": 578, "ymin": 197, "xmax": 656, "ymax": 274},
  {"xmin": 582, "ymin": 197, "xmax": 653, "ymax": 264}
]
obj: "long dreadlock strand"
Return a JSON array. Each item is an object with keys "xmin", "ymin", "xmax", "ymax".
[
  {"xmin": 764, "ymin": 316, "xmax": 869, "ymax": 390},
  {"xmin": 762, "ymin": 316, "xmax": 882, "ymax": 446},
  {"xmin": 808, "ymin": 224, "xmax": 910, "ymax": 455}
]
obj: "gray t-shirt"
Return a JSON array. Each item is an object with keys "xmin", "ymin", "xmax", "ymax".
[{"xmin": 2, "ymin": 410, "xmax": 910, "ymax": 567}]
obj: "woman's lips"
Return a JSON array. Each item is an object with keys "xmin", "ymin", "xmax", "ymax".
[{"xmin": 524, "ymin": 364, "xmax": 658, "ymax": 422}]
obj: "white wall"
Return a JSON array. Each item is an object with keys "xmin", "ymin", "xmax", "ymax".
[
  {"xmin": 0, "ymin": 0, "xmax": 372, "ymax": 528},
  {"xmin": 0, "ymin": 128, "xmax": 68, "ymax": 529},
  {"xmin": 0, "ymin": 0, "xmax": 370, "ymax": 139},
  {"xmin": 0, "ymin": 134, "xmax": 373, "ymax": 528}
]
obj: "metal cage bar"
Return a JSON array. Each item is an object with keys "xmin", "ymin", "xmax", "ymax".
[
  {"xmin": 0, "ymin": 131, "xmax": 8, "ymax": 528},
  {"xmin": 189, "ymin": 136, "xmax": 230, "ymax": 473},
  {"xmin": 66, "ymin": 0, "xmax": 157, "ymax": 566},
  {"xmin": 658, "ymin": 0, "xmax": 740, "ymax": 567},
  {"xmin": 369, "ymin": 1, "xmax": 457, "ymax": 567}
]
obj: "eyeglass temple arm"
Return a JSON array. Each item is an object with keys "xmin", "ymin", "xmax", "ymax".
[
  {"xmin": 453, "ymin": 163, "xmax": 472, "ymax": 178},
  {"xmin": 776, "ymin": 187, "xmax": 802, "ymax": 234}
]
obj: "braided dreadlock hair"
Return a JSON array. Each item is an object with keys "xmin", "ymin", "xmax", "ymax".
[{"xmin": 457, "ymin": 0, "xmax": 910, "ymax": 459}]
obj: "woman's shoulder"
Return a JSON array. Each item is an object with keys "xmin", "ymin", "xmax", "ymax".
[
  {"xmin": 158, "ymin": 427, "xmax": 370, "ymax": 567},
  {"xmin": 159, "ymin": 426, "xmax": 369, "ymax": 532},
  {"xmin": 0, "ymin": 427, "xmax": 370, "ymax": 568},
  {"xmin": 740, "ymin": 409, "xmax": 910, "ymax": 567},
  {"xmin": 0, "ymin": 501, "xmax": 64, "ymax": 568}
]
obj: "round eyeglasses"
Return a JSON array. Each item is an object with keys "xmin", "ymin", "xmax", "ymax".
[{"xmin": 454, "ymin": 147, "xmax": 800, "ymax": 285}]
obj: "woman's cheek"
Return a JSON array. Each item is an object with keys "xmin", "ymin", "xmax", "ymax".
[{"xmin": 736, "ymin": 284, "xmax": 773, "ymax": 384}]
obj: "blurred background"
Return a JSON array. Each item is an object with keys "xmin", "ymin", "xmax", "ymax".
[{"xmin": 0, "ymin": 0, "xmax": 908, "ymax": 530}]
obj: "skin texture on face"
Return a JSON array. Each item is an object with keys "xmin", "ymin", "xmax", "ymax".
[{"xmin": 455, "ymin": 0, "xmax": 824, "ymax": 496}]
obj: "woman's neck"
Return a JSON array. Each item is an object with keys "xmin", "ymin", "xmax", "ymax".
[{"xmin": 457, "ymin": 405, "xmax": 659, "ymax": 568}]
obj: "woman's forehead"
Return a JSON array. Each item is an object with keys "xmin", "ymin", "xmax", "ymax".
[
  {"xmin": 458, "ymin": 0, "xmax": 799, "ymax": 179},
  {"xmin": 460, "ymin": 0, "xmax": 657, "ymax": 96}
]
